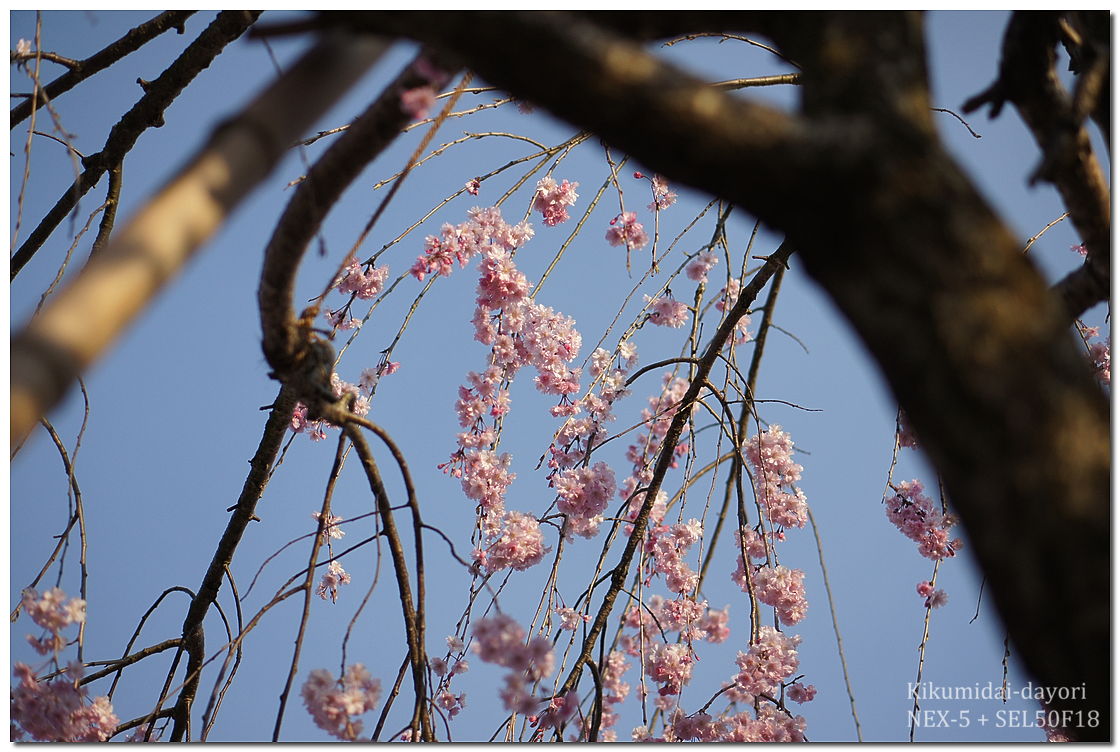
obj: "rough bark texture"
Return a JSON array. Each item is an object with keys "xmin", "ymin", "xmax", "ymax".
[{"xmin": 331, "ymin": 10, "xmax": 1110, "ymax": 739}]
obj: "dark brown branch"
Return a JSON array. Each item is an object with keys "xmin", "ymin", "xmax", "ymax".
[
  {"xmin": 963, "ymin": 11, "xmax": 1110, "ymax": 320},
  {"xmin": 259, "ymin": 50, "xmax": 457, "ymax": 377},
  {"xmin": 10, "ymin": 11, "xmax": 260, "ymax": 280},
  {"xmin": 345, "ymin": 10, "xmax": 1109, "ymax": 739},
  {"xmin": 341, "ymin": 421, "xmax": 432, "ymax": 741},
  {"xmin": 11, "ymin": 11, "xmax": 196, "ymax": 127},
  {"xmin": 329, "ymin": 11, "xmax": 833, "ymax": 225},
  {"xmin": 11, "ymin": 50, "xmax": 81, "ymax": 69},
  {"xmin": 168, "ymin": 385, "xmax": 297, "ymax": 740},
  {"xmin": 88, "ymin": 161, "xmax": 122, "ymax": 258},
  {"xmin": 80, "ymin": 638, "xmax": 182, "ymax": 685},
  {"xmin": 272, "ymin": 432, "xmax": 347, "ymax": 741}
]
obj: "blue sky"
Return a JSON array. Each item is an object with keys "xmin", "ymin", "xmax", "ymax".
[{"xmin": 9, "ymin": 11, "xmax": 1107, "ymax": 742}]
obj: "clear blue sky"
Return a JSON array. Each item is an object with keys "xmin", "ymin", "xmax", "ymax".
[{"xmin": 9, "ymin": 10, "xmax": 1106, "ymax": 742}]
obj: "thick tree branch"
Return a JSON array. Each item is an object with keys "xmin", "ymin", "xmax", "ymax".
[
  {"xmin": 963, "ymin": 11, "xmax": 1110, "ymax": 320},
  {"xmin": 331, "ymin": 11, "xmax": 855, "ymax": 228},
  {"xmin": 340, "ymin": 10, "xmax": 1109, "ymax": 739},
  {"xmin": 259, "ymin": 49, "xmax": 458, "ymax": 378}
]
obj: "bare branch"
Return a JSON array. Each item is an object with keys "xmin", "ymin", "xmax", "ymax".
[{"xmin": 11, "ymin": 11, "xmax": 196, "ymax": 127}]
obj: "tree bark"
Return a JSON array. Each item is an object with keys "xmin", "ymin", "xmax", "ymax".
[{"xmin": 340, "ymin": 10, "xmax": 1110, "ymax": 739}]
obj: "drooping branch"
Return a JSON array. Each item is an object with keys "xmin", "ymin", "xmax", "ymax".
[
  {"xmin": 559, "ymin": 242, "xmax": 793, "ymax": 697},
  {"xmin": 10, "ymin": 10, "xmax": 196, "ymax": 127},
  {"xmin": 330, "ymin": 10, "xmax": 1108, "ymax": 739},
  {"xmin": 259, "ymin": 49, "xmax": 459, "ymax": 378},
  {"xmin": 11, "ymin": 11, "xmax": 261, "ymax": 280},
  {"xmin": 10, "ymin": 32, "xmax": 389, "ymax": 445},
  {"xmin": 341, "ymin": 420, "xmax": 432, "ymax": 741}
]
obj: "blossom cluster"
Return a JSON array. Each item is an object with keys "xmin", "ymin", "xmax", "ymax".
[
  {"xmin": 916, "ymin": 579, "xmax": 949, "ymax": 609},
  {"xmin": 472, "ymin": 615, "xmax": 559, "ymax": 720},
  {"xmin": 544, "ymin": 345, "xmax": 636, "ymax": 486},
  {"xmin": 1078, "ymin": 323, "xmax": 1110, "ymax": 386},
  {"xmin": 410, "ymin": 206, "xmax": 534, "ymax": 282},
  {"xmin": 685, "ymin": 250, "xmax": 719, "ymax": 284},
  {"xmin": 731, "ymin": 626, "xmax": 803, "ymax": 699},
  {"xmin": 885, "ymin": 479, "xmax": 962, "ymax": 561},
  {"xmin": 430, "ymin": 635, "xmax": 470, "ymax": 722},
  {"xmin": 532, "ymin": 176, "xmax": 579, "ymax": 226},
  {"xmin": 623, "ymin": 373, "xmax": 691, "ymax": 488},
  {"xmin": 428, "ymin": 206, "xmax": 586, "ymax": 566},
  {"xmin": 731, "ymin": 427, "xmax": 811, "ymax": 626},
  {"xmin": 474, "ymin": 510, "xmax": 549, "ymax": 573},
  {"xmin": 645, "ymin": 519, "xmax": 705, "ymax": 595},
  {"xmin": 743, "ymin": 425, "xmax": 808, "ymax": 530},
  {"xmin": 301, "ymin": 664, "xmax": 382, "ymax": 741},
  {"xmin": 553, "ymin": 461, "xmax": 616, "ymax": 538},
  {"xmin": 11, "ymin": 589, "xmax": 119, "ymax": 742},
  {"xmin": 644, "ymin": 294, "xmax": 690, "ymax": 328},
  {"xmin": 605, "ymin": 211, "xmax": 649, "ymax": 251},
  {"xmin": 661, "ymin": 703, "xmax": 807, "ymax": 742},
  {"xmin": 642, "ymin": 173, "xmax": 678, "ymax": 212},
  {"xmin": 325, "ymin": 255, "xmax": 391, "ymax": 331},
  {"xmin": 21, "ymin": 587, "xmax": 86, "ymax": 655},
  {"xmin": 11, "ymin": 663, "xmax": 118, "ymax": 742}
]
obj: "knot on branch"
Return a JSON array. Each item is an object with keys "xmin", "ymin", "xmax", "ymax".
[{"xmin": 284, "ymin": 336, "xmax": 337, "ymax": 411}]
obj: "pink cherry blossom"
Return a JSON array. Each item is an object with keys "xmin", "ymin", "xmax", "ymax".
[
  {"xmin": 21, "ymin": 588, "xmax": 85, "ymax": 647},
  {"xmin": 885, "ymin": 479, "xmax": 962, "ymax": 560},
  {"xmin": 324, "ymin": 307, "xmax": 361, "ymax": 330},
  {"xmin": 753, "ymin": 565, "xmax": 808, "ymax": 626},
  {"xmin": 645, "ymin": 642, "xmax": 694, "ymax": 696},
  {"xmin": 532, "ymin": 176, "xmax": 579, "ymax": 226},
  {"xmin": 478, "ymin": 510, "xmax": 549, "ymax": 573},
  {"xmin": 787, "ymin": 681, "xmax": 817, "ymax": 703},
  {"xmin": 553, "ymin": 461, "xmax": 616, "ymax": 538},
  {"xmin": 311, "ymin": 511, "xmax": 345, "ymax": 543},
  {"xmin": 645, "ymin": 294, "xmax": 690, "ymax": 328},
  {"xmin": 400, "ymin": 85, "xmax": 437, "ymax": 120},
  {"xmin": 686, "ymin": 251, "xmax": 719, "ymax": 283},
  {"xmin": 733, "ymin": 626, "xmax": 801, "ymax": 697},
  {"xmin": 605, "ymin": 211, "xmax": 649, "ymax": 251},
  {"xmin": 301, "ymin": 664, "xmax": 381, "ymax": 741},
  {"xmin": 316, "ymin": 559, "xmax": 351, "ymax": 602},
  {"xmin": 647, "ymin": 174, "xmax": 678, "ymax": 211},
  {"xmin": 410, "ymin": 207, "xmax": 533, "ymax": 282},
  {"xmin": 555, "ymin": 606, "xmax": 590, "ymax": 631},
  {"xmin": 10, "ymin": 662, "xmax": 119, "ymax": 742},
  {"xmin": 334, "ymin": 257, "xmax": 389, "ymax": 300}
]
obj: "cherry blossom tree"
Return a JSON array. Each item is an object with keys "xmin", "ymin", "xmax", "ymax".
[{"xmin": 10, "ymin": 11, "xmax": 1109, "ymax": 742}]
